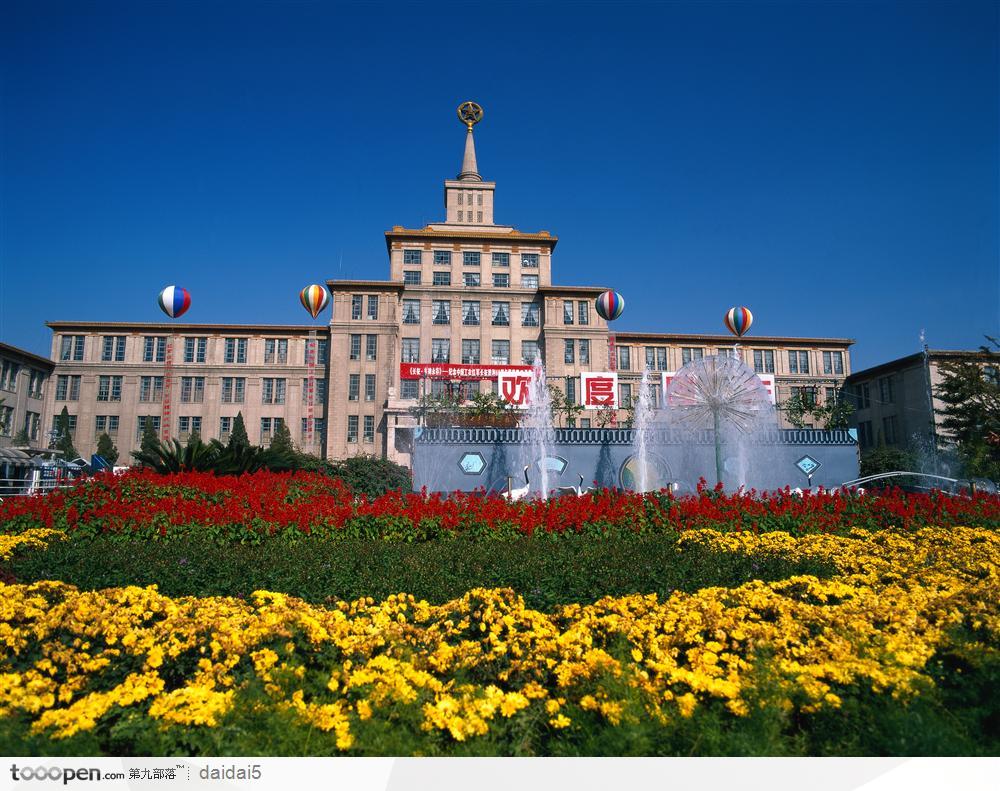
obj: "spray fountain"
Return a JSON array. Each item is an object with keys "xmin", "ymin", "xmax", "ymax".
[
  {"xmin": 631, "ymin": 367, "xmax": 657, "ymax": 492},
  {"xmin": 520, "ymin": 358, "xmax": 555, "ymax": 498}
]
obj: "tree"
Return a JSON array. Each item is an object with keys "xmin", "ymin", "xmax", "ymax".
[
  {"xmin": 860, "ymin": 444, "xmax": 916, "ymax": 477},
  {"xmin": 53, "ymin": 406, "xmax": 78, "ymax": 460},
  {"xmin": 228, "ymin": 412, "xmax": 250, "ymax": 451},
  {"xmin": 780, "ymin": 390, "xmax": 855, "ymax": 430},
  {"xmin": 139, "ymin": 417, "xmax": 159, "ymax": 463},
  {"xmin": 329, "ymin": 454, "xmax": 411, "ymax": 497},
  {"xmin": 269, "ymin": 421, "xmax": 295, "ymax": 455},
  {"xmin": 95, "ymin": 432, "xmax": 119, "ymax": 465},
  {"xmin": 11, "ymin": 427, "xmax": 29, "ymax": 447},
  {"xmin": 935, "ymin": 338, "xmax": 1000, "ymax": 480}
]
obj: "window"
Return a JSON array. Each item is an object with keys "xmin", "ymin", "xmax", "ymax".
[
  {"xmin": 493, "ymin": 273, "xmax": 510, "ymax": 288},
  {"xmin": 403, "ymin": 249, "xmax": 422, "ymax": 265},
  {"xmin": 347, "ymin": 416, "xmax": 359, "ymax": 443},
  {"xmin": 402, "ymin": 299, "xmax": 421, "ymax": 324},
  {"xmin": 682, "ymin": 347, "xmax": 705, "ymax": 366},
  {"xmin": 351, "ymin": 295, "xmax": 363, "ymax": 320},
  {"xmin": 0, "ymin": 361, "xmax": 19, "ymax": 391},
  {"xmin": 563, "ymin": 301, "xmax": 574, "ymax": 324},
  {"xmin": 461, "ymin": 340, "xmax": 481, "ymax": 365},
  {"xmin": 143, "ymin": 336, "xmax": 167, "ymax": 363},
  {"xmin": 463, "ymin": 251, "xmax": 481, "ymax": 267},
  {"xmin": 619, "ymin": 383, "xmax": 633, "ymax": 408},
  {"xmin": 401, "ymin": 380, "xmax": 419, "ymax": 399},
  {"xmin": 348, "ymin": 374, "xmax": 360, "ymax": 401},
  {"xmin": 28, "ymin": 369, "xmax": 44, "ymax": 398},
  {"xmin": 179, "ymin": 416, "xmax": 202, "ymax": 438},
  {"xmin": 302, "ymin": 417, "xmax": 326, "ymax": 441},
  {"xmin": 60, "ymin": 335, "xmax": 85, "ymax": 361},
  {"xmin": 580, "ymin": 339, "xmax": 590, "ymax": 364},
  {"xmin": 432, "ymin": 300, "xmax": 451, "ymax": 324},
  {"xmin": 580, "ymin": 418, "xmax": 591, "ymax": 429},
  {"xmin": 878, "ymin": 376, "xmax": 895, "ymax": 404},
  {"xmin": 365, "ymin": 374, "xmax": 376, "ymax": 401},
  {"xmin": 491, "ymin": 301, "xmax": 510, "ymax": 326},
  {"xmin": 564, "ymin": 339, "xmax": 575, "ymax": 364},
  {"xmin": 55, "ymin": 375, "xmax": 81, "ymax": 401},
  {"xmin": 315, "ymin": 338, "xmax": 328, "ymax": 365},
  {"xmin": 219, "ymin": 416, "xmax": 232, "ymax": 439},
  {"xmin": 618, "ymin": 346, "xmax": 631, "ymax": 371},
  {"xmin": 434, "ymin": 250, "xmax": 452, "ymax": 266},
  {"xmin": 264, "ymin": 339, "xmax": 288, "ymax": 364},
  {"xmin": 180, "ymin": 376, "xmax": 205, "ymax": 403},
  {"xmin": 261, "ymin": 378, "xmax": 287, "ymax": 405},
  {"xmin": 788, "ymin": 351, "xmax": 810, "ymax": 374},
  {"xmin": 462, "ymin": 301, "xmax": 481, "ymax": 325},
  {"xmin": 0, "ymin": 405, "xmax": 12, "ymax": 436},
  {"xmin": 882, "ymin": 415, "xmax": 898, "ymax": 445},
  {"xmin": 349, "ymin": 335, "xmax": 361, "ymax": 360},
  {"xmin": 753, "ymin": 349, "xmax": 775, "ymax": 374},
  {"xmin": 491, "ymin": 340, "xmax": 510, "ymax": 365},
  {"xmin": 96, "ymin": 375, "xmax": 123, "ymax": 402},
  {"xmin": 401, "ymin": 338, "xmax": 420, "ymax": 363},
  {"xmin": 224, "ymin": 338, "xmax": 247, "ymax": 364},
  {"xmin": 646, "ymin": 347, "xmax": 668, "ymax": 370},
  {"xmin": 139, "ymin": 376, "xmax": 163, "ymax": 402},
  {"xmin": 823, "ymin": 351, "xmax": 844, "ymax": 375},
  {"xmin": 101, "ymin": 336, "xmax": 127, "ymax": 362},
  {"xmin": 492, "ymin": 252, "xmax": 510, "ymax": 267},
  {"xmin": 855, "ymin": 382, "xmax": 871, "ymax": 409},
  {"xmin": 857, "ymin": 420, "xmax": 872, "ymax": 447},
  {"xmin": 431, "ymin": 339, "xmax": 450, "ymax": 363},
  {"xmin": 578, "ymin": 301, "xmax": 590, "ymax": 325},
  {"xmin": 302, "ymin": 379, "xmax": 326, "ymax": 404},
  {"xmin": 221, "ymin": 377, "xmax": 246, "ymax": 403},
  {"xmin": 433, "ymin": 271, "xmax": 451, "ymax": 286},
  {"xmin": 403, "ymin": 271, "xmax": 421, "ymax": 285},
  {"xmin": 95, "ymin": 415, "xmax": 120, "ymax": 437},
  {"xmin": 260, "ymin": 417, "xmax": 282, "ymax": 444},
  {"xmin": 521, "ymin": 302, "xmax": 540, "ymax": 327},
  {"xmin": 366, "ymin": 295, "xmax": 378, "ymax": 320},
  {"xmin": 363, "ymin": 415, "xmax": 375, "ymax": 443},
  {"xmin": 521, "ymin": 253, "xmax": 539, "ymax": 268},
  {"xmin": 791, "ymin": 386, "xmax": 817, "ymax": 406},
  {"xmin": 24, "ymin": 411, "xmax": 40, "ymax": 441},
  {"xmin": 463, "ymin": 272, "xmax": 480, "ymax": 287},
  {"xmin": 522, "ymin": 340, "xmax": 541, "ymax": 364},
  {"xmin": 183, "ymin": 337, "xmax": 207, "ymax": 363},
  {"xmin": 522, "ymin": 274, "xmax": 539, "ymax": 289},
  {"xmin": 565, "ymin": 377, "xmax": 578, "ymax": 405},
  {"xmin": 135, "ymin": 415, "xmax": 159, "ymax": 442},
  {"xmin": 825, "ymin": 387, "xmax": 838, "ymax": 405}
]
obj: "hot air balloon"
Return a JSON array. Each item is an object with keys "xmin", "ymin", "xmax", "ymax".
[
  {"xmin": 157, "ymin": 286, "xmax": 191, "ymax": 318},
  {"xmin": 595, "ymin": 290, "xmax": 625, "ymax": 321},
  {"xmin": 724, "ymin": 306, "xmax": 753, "ymax": 338},
  {"xmin": 299, "ymin": 285, "xmax": 329, "ymax": 320}
]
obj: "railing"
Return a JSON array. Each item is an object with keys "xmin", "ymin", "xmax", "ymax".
[
  {"xmin": 839, "ymin": 471, "xmax": 996, "ymax": 495},
  {"xmin": 0, "ymin": 477, "xmax": 78, "ymax": 498}
]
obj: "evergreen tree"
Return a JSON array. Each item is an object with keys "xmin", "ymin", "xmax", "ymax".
[
  {"xmin": 228, "ymin": 412, "xmax": 250, "ymax": 451},
  {"xmin": 139, "ymin": 417, "xmax": 159, "ymax": 462},
  {"xmin": 269, "ymin": 420, "xmax": 295, "ymax": 455},
  {"xmin": 95, "ymin": 432, "xmax": 119, "ymax": 465},
  {"xmin": 53, "ymin": 406, "xmax": 78, "ymax": 460},
  {"xmin": 936, "ymin": 340, "xmax": 1000, "ymax": 480}
]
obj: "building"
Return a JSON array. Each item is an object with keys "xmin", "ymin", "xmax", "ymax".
[
  {"xmin": 845, "ymin": 349, "xmax": 1000, "ymax": 460},
  {"xmin": 41, "ymin": 104, "xmax": 855, "ymax": 465},
  {"xmin": 0, "ymin": 342, "xmax": 54, "ymax": 450}
]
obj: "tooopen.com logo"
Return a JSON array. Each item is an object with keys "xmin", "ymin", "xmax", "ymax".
[{"xmin": 9, "ymin": 766, "xmax": 113, "ymax": 784}]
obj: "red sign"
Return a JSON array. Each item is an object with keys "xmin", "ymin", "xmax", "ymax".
[
  {"xmin": 399, "ymin": 363, "xmax": 533, "ymax": 381},
  {"xmin": 498, "ymin": 371, "xmax": 534, "ymax": 408},
  {"xmin": 582, "ymin": 372, "xmax": 618, "ymax": 408}
]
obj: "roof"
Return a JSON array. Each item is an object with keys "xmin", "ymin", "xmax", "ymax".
[
  {"xmin": 326, "ymin": 280, "xmax": 404, "ymax": 291},
  {"xmin": 46, "ymin": 321, "xmax": 322, "ymax": 333},
  {"xmin": 0, "ymin": 342, "xmax": 55, "ymax": 369},
  {"xmin": 613, "ymin": 331, "xmax": 855, "ymax": 346},
  {"xmin": 846, "ymin": 349, "xmax": 1000, "ymax": 382},
  {"xmin": 538, "ymin": 285, "xmax": 610, "ymax": 295},
  {"xmin": 385, "ymin": 226, "xmax": 558, "ymax": 252}
]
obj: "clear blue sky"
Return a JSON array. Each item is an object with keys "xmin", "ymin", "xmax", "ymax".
[{"xmin": 2, "ymin": 0, "xmax": 997, "ymax": 371}]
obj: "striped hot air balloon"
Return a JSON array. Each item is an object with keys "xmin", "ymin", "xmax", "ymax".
[
  {"xmin": 724, "ymin": 306, "xmax": 753, "ymax": 338},
  {"xmin": 595, "ymin": 290, "xmax": 625, "ymax": 321},
  {"xmin": 299, "ymin": 284, "xmax": 329, "ymax": 319},
  {"xmin": 157, "ymin": 286, "xmax": 191, "ymax": 318}
]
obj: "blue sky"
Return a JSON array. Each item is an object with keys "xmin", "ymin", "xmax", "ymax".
[{"xmin": 2, "ymin": 0, "xmax": 997, "ymax": 370}]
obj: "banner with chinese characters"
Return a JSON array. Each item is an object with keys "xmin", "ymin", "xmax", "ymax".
[
  {"xmin": 581, "ymin": 372, "xmax": 619, "ymax": 408},
  {"xmin": 660, "ymin": 372, "xmax": 776, "ymax": 405},
  {"xmin": 399, "ymin": 363, "xmax": 532, "ymax": 381},
  {"xmin": 497, "ymin": 370, "xmax": 535, "ymax": 409}
]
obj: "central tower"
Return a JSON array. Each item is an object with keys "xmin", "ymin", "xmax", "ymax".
[{"xmin": 439, "ymin": 101, "xmax": 499, "ymax": 228}]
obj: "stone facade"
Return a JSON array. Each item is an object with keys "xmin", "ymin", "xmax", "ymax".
[{"xmin": 0, "ymin": 343, "xmax": 54, "ymax": 450}]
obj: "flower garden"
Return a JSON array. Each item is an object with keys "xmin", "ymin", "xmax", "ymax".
[{"xmin": 1, "ymin": 470, "xmax": 999, "ymax": 756}]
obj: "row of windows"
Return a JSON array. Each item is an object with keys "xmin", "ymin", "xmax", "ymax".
[
  {"xmin": 400, "ymin": 338, "xmax": 541, "ymax": 366},
  {"xmin": 402, "ymin": 271, "xmax": 537, "ymax": 289},
  {"xmin": 0, "ymin": 360, "xmax": 45, "ymax": 397},
  {"xmin": 60, "ymin": 335, "xmax": 329, "ymax": 365},
  {"xmin": 82, "ymin": 415, "xmax": 328, "ymax": 445},
  {"xmin": 613, "ymin": 346, "xmax": 846, "ymax": 375},
  {"xmin": 857, "ymin": 416, "xmax": 898, "ymax": 448},
  {"xmin": 55, "ymin": 375, "xmax": 326, "ymax": 405},
  {"xmin": 402, "ymin": 300, "xmax": 539, "ymax": 327},
  {"xmin": 0, "ymin": 408, "xmax": 43, "ymax": 440},
  {"xmin": 402, "ymin": 250, "xmax": 539, "ymax": 268}
]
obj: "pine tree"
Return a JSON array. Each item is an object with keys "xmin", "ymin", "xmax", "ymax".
[
  {"xmin": 54, "ymin": 406, "xmax": 78, "ymax": 461},
  {"xmin": 269, "ymin": 420, "xmax": 295, "ymax": 455},
  {"xmin": 95, "ymin": 432, "xmax": 119, "ymax": 465},
  {"xmin": 228, "ymin": 412, "xmax": 250, "ymax": 450},
  {"xmin": 139, "ymin": 417, "xmax": 159, "ymax": 461}
]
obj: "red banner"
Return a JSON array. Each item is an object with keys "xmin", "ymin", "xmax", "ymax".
[{"xmin": 399, "ymin": 363, "xmax": 533, "ymax": 381}]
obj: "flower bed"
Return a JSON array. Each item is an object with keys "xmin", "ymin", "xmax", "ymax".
[
  {"xmin": 0, "ymin": 526, "xmax": 997, "ymax": 755},
  {"xmin": 1, "ymin": 470, "xmax": 999, "ymax": 542}
]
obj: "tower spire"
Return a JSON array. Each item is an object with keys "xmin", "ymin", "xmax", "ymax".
[{"xmin": 456, "ymin": 101, "xmax": 484, "ymax": 182}]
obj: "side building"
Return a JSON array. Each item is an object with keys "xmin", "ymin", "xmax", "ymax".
[{"xmin": 0, "ymin": 342, "xmax": 54, "ymax": 450}]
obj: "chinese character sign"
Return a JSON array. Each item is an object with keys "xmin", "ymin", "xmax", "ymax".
[
  {"xmin": 582, "ymin": 372, "xmax": 618, "ymax": 408},
  {"xmin": 498, "ymin": 371, "xmax": 534, "ymax": 409}
]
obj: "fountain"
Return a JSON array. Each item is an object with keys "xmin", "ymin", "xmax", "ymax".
[
  {"xmin": 519, "ymin": 359, "xmax": 555, "ymax": 498},
  {"xmin": 631, "ymin": 367, "xmax": 656, "ymax": 492}
]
